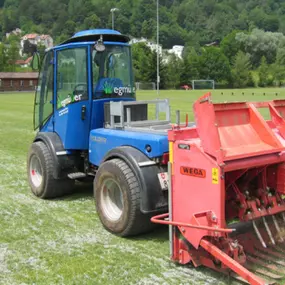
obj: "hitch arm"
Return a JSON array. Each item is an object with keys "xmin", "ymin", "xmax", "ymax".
[{"xmin": 151, "ymin": 213, "xmax": 234, "ymax": 233}]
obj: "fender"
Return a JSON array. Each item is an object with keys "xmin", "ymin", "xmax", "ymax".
[
  {"xmin": 33, "ymin": 132, "xmax": 75, "ymax": 179},
  {"xmin": 103, "ymin": 146, "xmax": 168, "ymax": 214}
]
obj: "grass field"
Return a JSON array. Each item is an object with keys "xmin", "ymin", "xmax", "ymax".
[{"xmin": 1, "ymin": 88, "xmax": 285, "ymax": 285}]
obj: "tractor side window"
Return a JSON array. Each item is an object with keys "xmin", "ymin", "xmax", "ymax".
[
  {"xmin": 56, "ymin": 48, "xmax": 88, "ymax": 109},
  {"xmin": 34, "ymin": 51, "xmax": 54, "ymax": 130}
]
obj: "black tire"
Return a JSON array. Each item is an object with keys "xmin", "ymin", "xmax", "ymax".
[
  {"xmin": 27, "ymin": 141, "xmax": 75, "ymax": 199},
  {"xmin": 94, "ymin": 158, "xmax": 155, "ymax": 237}
]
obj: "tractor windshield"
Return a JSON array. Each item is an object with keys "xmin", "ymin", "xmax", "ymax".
[{"xmin": 92, "ymin": 45, "xmax": 135, "ymax": 99}]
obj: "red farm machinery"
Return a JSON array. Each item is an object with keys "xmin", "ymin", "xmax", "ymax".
[{"xmin": 151, "ymin": 93, "xmax": 285, "ymax": 285}]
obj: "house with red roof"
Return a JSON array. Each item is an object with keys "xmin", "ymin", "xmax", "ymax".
[
  {"xmin": 15, "ymin": 56, "xmax": 33, "ymax": 68},
  {"xmin": 0, "ymin": 72, "xmax": 38, "ymax": 91},
  {"xmin": 20, "ymin": 33, "xmax": 53, "ymax": 56}
]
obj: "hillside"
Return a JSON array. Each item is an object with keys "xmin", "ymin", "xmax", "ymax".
[{"xmin": 1, "ymin": 0, "xmax": 285, "ymax": 47}]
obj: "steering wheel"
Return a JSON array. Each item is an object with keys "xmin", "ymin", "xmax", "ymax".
[{"xmin": 73, "ymin": 84, "xmax": 88, "ymax": 97}]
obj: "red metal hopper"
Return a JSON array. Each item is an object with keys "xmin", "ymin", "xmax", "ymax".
[{"xmin": 152, "ymin": 93, "xmax": 285, "ymax": 285}]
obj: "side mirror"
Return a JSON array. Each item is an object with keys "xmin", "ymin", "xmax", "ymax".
[
  {"xmin": 94, "ymin": 35, "xmax": 105, "ymax": 52},
  {"xmin": 31, "ymin": 52, "xmax": 40, "ymax": 71}
]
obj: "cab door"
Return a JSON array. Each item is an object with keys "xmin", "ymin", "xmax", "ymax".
[
  {"xmin": 34, "ymin": 50, "xmax": 54, "ymax": 131},
  {"xmin": 54, "ymin": 46, "xmax": 92, "ymax": 150}
]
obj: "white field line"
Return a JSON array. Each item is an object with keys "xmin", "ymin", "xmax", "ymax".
[{"xmin": 0, "ymin": 245, "xmax": 10, "ymax": 274}]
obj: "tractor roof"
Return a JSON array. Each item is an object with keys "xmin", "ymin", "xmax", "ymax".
[{"xmin": 59, "ymin": 29, "xmax": 130, "ymax": 46}]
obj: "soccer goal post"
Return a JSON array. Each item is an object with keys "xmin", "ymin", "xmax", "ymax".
[
  {"xmin": 135, "ymin": 82, "xmax": 156, "ymax": 90},
  {"xmin": 192, "ymin": 80, "xmax": 215, "ymax": 90}
]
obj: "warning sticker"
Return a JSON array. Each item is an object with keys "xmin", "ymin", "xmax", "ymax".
[
  {"xmin": 157, "ymin": 172, "xmax": 169, "ymax": 191},
  {"xmin": 212, "ymin": 168, "xmax": 219, "ymax": 184}
]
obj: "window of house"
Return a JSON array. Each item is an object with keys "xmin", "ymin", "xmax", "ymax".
[
  {"xmin": 20, "ymin": 80, "xmax": 24, "ymax": 86},
  {"xmin": 10, "ymin": 80, "xmax": 13, "ymax": 87},
  {"xmin": 29, "ymin": 80, "xmax": 33, "ymax": 86}
]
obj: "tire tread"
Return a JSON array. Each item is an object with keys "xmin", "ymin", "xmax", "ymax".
[
  {"xmin": 95, "ymin": 158, "xmax": 155, "ymax": 237},
  {"xmin": 27, "ymin": 141, "xmax": 74, "ymax": 199}
]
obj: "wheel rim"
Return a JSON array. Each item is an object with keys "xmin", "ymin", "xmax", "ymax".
[
  {"xmin": 29, "ymin": 155, "xmax": 43, "ymax": 188},
  {"xmin": 101, "ymin": 178, "xmax": 124, "ymax": 221}
]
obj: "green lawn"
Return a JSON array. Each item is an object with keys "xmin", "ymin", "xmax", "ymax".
[{"xmin": 0, "ymin": 88, "xmax": 284, "ymax": 285}]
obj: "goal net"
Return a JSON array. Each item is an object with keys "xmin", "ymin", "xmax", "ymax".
[
  {"xmin": 192, "ymin": 80, "xmax": 215, "ymax": 90},
  {"xmin": 135, "ymin": 82, "xmax": 156, "ymax": 90}
]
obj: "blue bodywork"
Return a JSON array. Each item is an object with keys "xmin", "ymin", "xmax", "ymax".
[
  {"xmin": 89, "ymin": 129, "xmax": 169, "ymax": 166},
  {"xmin": 37, "ymin": 29, "xmax": 168, "ymax": 167}
]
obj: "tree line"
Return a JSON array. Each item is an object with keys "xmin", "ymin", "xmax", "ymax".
[
  {"xmin": 2, "ymin": 0, "xmax": 285, "ymax": 48},
  {"xmin": 133, "ymin": 28, "xmax": 285, "ymax": 89},
  {"xmin": 1, "ymin": 0, "xmax": 285, "ymax": 87},
  {"xmin": 1, "ymin": 27, "xmax": 285, "ymax": 89}
]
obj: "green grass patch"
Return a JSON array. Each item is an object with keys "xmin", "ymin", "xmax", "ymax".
[{"xmin": 1, "ymin": 88, "xmax": 284, "ymax": 284}]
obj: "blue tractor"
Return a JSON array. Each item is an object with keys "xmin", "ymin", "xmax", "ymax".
[{"xmin": 27, "ymin": 29, "xmax": 171, "ymax": 237}]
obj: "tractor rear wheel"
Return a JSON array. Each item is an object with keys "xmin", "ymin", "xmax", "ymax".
[
  {"xmin": 94, "ymin": 158, "xmax": 155, "ymax": 237},
  {"xmin": 27, "ymin": 141, "xmax": 74, "ymax": 199}
]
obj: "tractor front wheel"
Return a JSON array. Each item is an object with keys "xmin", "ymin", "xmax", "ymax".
[
  {"xmin": 94, "ymin": 158, "xmax": 154, "ymax": 237},
  {"xmin": 27, "ymin": 141, "xmax": 74, "ymax": 199}
]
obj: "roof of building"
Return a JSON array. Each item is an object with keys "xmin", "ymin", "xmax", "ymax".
[
  {"xmin": 23, "ymin": 33, "xmax": 38, "ymax": 39},
  {"xmin": 15, "ymin": 60, "xmax": 25, "ymax": 65},
  {"xmin": 0, "ymin": 72, "xmax": 38, "ymax": 79},
  {"xmin": 15, "ymin": 56, "xmax": 33, "ymax": 65},
  {"xmin": 40, "ymin": 34, "xmax": 51, "ymax": 39}
]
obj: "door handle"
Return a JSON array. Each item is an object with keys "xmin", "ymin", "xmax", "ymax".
[{"xmin": 81, "ymin": 105, "xmax": 86, "ymax": 120}]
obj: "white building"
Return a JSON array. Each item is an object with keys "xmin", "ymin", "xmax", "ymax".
[
  {"xmin": 130, "ymin": 37, "xmax": 162, "ymax": 55},
  {"xmin": 20, "ymin": 34, "xmax": 53, "ymax": 56},
  {"xmin": 130, "ymin": 37, "xmax": 184, "ymax": 61},
  {"xmin": 167, "ymin": 45, "xmax": 184, "ymax": 59},
  {"xmin": 6, "ymin": 28, "xmax": 22, "ymax": 39},
  {"xmin": 162, "ymin": 45, "xmax": 185, "ymax": 64}
]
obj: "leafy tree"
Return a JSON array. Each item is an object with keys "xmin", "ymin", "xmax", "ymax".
[
  {"xmin": 37, "ymin": 44, "xmax": 46, "ymax": 60},
  {"xmin": 7, "ymin": 41, "xmax": 19, "ymax": 71},
  {"xmin": 0, "ymin": 43, "xmax": 7, "ymax": 71},
  {"xmin": 198, "ymin": 47, "xmax": 231, "ymax": 84},
  {"xmin": 220, "ymin": 30, "xmax": 242, "ymax": 64},
  {"xmin": 231, "ymin": 51, "xmax": 253, "ymax": 88},
  {"xmin": 83, "ymin": 14, "xmax": 101, "ymax": 30},
  {"xmin": 132, "ymin": 42, "xmax": 154, "ymax": 83},
  {"xmin": 131, "ymin": 42, "xmax": 167, "ymax": 89},
  {"xmin": 258, "ymin": 56, "xmax": 269, "ymax": 87},
  {"xmin": 165, "ymin": 54, "xmax": 183, "ymax": 89},
  {"xmin": 272, "ymin": 48, "xmax": 285, "ymax": 86},
  {"xmin": 141, "ymin": 20, "xmax": 154, "ymax": 39},
  {"xmin": 235, "ymin": 28, "xmax": 285, "ymax": 66},
  {"xmin": 276, "ymin": 48, "xmax": 285, "ymax": 65},
  {"xmin": 181, "ymin": 47, "xmax": 200, "ymax": 84},
  {"xmin": 204, "ymin": 3, "xmax": 237, "ymax": 40},
  {"xmin": 271, "ymin": 64, "xmax": 285, "ymax": 87},
  {"xmin": 64, "ymin": 20, "xmax": 76, "ymax": 36}
]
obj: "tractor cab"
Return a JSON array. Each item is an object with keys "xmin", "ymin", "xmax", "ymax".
[{"xmin": 32, "ymin": 29, "xmax": 136, "ymax": 150}]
